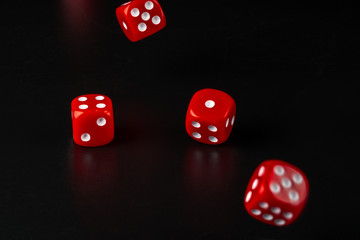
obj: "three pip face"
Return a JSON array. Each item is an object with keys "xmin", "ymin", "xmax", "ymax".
[
  {"xmin": 185, "ymin": 89, "xmax": 236, "ymax": 145},
  {"xmin": 72, "ymin": 1, "xmax": 310, "ymax": 228},
  {"xmin": 70, "ymin": 90, "xmax": 309, "ymax": 227},
  {"xmin": 71, "ymin": 89, "xmax": 235, "ymax": 147}
]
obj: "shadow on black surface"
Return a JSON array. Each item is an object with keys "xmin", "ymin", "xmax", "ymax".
[
  {"xmin": 229, "ymin": 117, "xmax": 294, "ymax": 148},
  {"xmin": 177, "ymin": 144, "xmax": 243, "ymax": 238},
  {"xmin": 67, "ymin": 143, "xmax": 122, "ymax": 232}
]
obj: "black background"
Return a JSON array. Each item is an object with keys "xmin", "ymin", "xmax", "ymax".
[{"xmin": 1, "ymin": 0, "xmax": 360, "ymax": 239}]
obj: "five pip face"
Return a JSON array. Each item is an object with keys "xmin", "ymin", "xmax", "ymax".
[
  {"xmin": 71, "ymin": 1, "xmax": 310, "ymax": 227},
  {"xmin": 116, "ymin": 0, "xmax": 166, "ymax": 42},
  {"xmin": 70, "ymin": 90, "xmax": 309, "ymax": 226},
  {"xmin": 244, "ymin": 160, "xmax": 309, "ymax": 226}
]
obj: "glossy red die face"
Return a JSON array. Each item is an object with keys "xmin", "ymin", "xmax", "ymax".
[
  {"xmin": 116, "ymin": 0, "xmax": 166, "ymax": 42},
  {"xmin": 71, "ymin": 94, "xmax": 114, "ymax": 147},
  {"xmin": 244, "ymin": 160, "xmax": 309, "ymax": 226},
  {"xmin": 185, "ymin": 89, "xmax": 236, "ymax": 145}
]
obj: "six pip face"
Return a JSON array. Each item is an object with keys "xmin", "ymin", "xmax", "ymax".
[
  {"xmin": 69, "ymin": 2, "xmax": 310, "ymax": 228},
  {"xmin": 244, "ymin": 160, "xmax": 309, "ymax": 226}
]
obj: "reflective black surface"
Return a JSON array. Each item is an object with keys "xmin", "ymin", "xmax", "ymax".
[{"xmin": 2, "ymin": 0, "xmax": 360, "ymax": 239}]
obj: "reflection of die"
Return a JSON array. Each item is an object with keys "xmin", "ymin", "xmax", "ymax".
[
  {"xmin": 116, "ymin": 0, "xmax": 166, "ymax": 42},
  {"xmin": 244, "ymin": 160, "xmax": 309, "ymax": 226},
  {"xmin": 71, "ymin": 94, "xmax": 114, "ymax": 147},
  {"xmin": 185, "ymin": 89, "xmax": 236, "ymax": 145}
]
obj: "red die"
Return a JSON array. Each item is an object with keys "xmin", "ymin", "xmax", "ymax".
[
  {"xmin": 71, "ymin": 94, "xmax": 114, "ymax": 147},
  {"xmin": 244, "ymin": 160, "xmax": 309, "ymax": 226},
  {"xmin": 116, "ymin": 0, "xmax": 166, "ymax": 42},
  {"xmin": 185, "ymin": 89, "xmax": 236, "ymax": 145}
]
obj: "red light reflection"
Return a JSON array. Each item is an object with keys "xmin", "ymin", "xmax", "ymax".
[
  {"xmin": 259, "ymin": 185, "xmax": 265, "ymax": 194},
  {"xmin": 60, "ymin": 0, "xmax": 99, "ymax": 37},
  {"xmin": 68, "ymin": 143, "xmax": 120, "ymax": 230},
  {"xmin": 180, "ymin": 145, "xmax": 240, "ymax": 230},
  {"xmin": 59, "ymin": 0, "xmax": 103, "ymax": 66},
  {"xmin": 183, "ymin": 145, "xmax": 239, "ymax": 189}
]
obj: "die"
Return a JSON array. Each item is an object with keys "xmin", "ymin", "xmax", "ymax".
[
  {"xmin": 71, "ymin": 94, "xmax": 114, "ymax": 147},
  {"xmin": 185, "ymin": 88, "xmax": 236, "ymax": 145},
  {"xmin": 116, "ymin": 0, "xmax": 166, "ymax": 42},
  {"xmin": 244, "ymin": 160, "xmax": 309, "ymax": 226}
]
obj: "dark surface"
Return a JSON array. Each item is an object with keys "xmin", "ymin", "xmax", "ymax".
[{"xmin": 1, "ymin": 0, "xmax": 360, "ymax": 239}]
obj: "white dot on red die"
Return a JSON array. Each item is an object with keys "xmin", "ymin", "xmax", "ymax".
[
  {"xmin": 258, "ymin": 166, "xmax": 265, "ymax": 177},
  {"xmin": 192, "ymin": 132, "xmax": 201, "ymax": 139},
  {"xmin": 209, "ymin": 136, "xmax": 218, "ymax": 143},
  {"xmin": 208, "ymin": 125, "xmax": 217, "ymax": 132},
  {"xmin": 95, "ymin": 95, "xmax": 105, "ymax": 100},
  {"xmin": 283, "ymin": 212, "xmax": 293, "ymax": 219},
  {"xmin": 79, "ymin": 104, "xmax": 88, "ymax": 110},
  {"xmin": 96, "ymin": 103, "xmax": 106, "ymax": 108},
  {"xmin": 122, "ymin": 22, "xmax": 128, "ymax": 30},
  {"xmin": 78, "ymin": 97, "xmax": 87, "ymax": 102},
  {"xmin": 281, "ymin": 177, "xmax": 292, "ymax": 188},
  {"xmin": 270, "ymin": 182, "xmax": 281, "ymax": 194},
  {"xmin": 262, "ymin": 214, "xmax": 273, "ymax": 221},
  {"xmin": 205, "ymin": 100, "xmax": 215, "ymax": 108},
  {"xmin": 81, "ymin": 133, "xmax": 90, "ymax": 142},
  {"xmin": 97, "ymin": 117, "xmax": 106, "ymax": 126},
  {"xmin": 141, "ymin": 12, "xmax": 150, "ymax": 21},
  {"xmin": 225, "ymin": 118, "xmax": 229, "ymax": 127},
  {"xmin": 292, "ymin": 173, "xmax": 303, "ymax": 184},
  {"xmin": 251, "ymin": 209, "xmax": 261, "ymax": 215},
  {"xmin": 192, "ymin": 121, "xmax": 200, "ymax": 128},
  {"xmin": 258, "ymin": 202, "xmax": 269, "ymax": 209},
  {"xmin": 271, "ymin": 207, "xmax": 281, "ymax": 214},
  {"xmin": 152, "ymin": 15, "xmax": 161, "ymax": 25},
  {"xmin": 288, "ymin": 190, "xmax": 299, "ymax": 201},
  {"xmin": 145, "ymin": 1, "xmax": 154, "ymax": 10},
  {"xmin": 251, "ymin": 179, "xmax": 259, "ymax": 190},
  {"xmin": 138, "ymin": 23, "xmax": 147, "ymax": 32},
  {"xmin": 274, "ymin": 165, "xmax": 285, "ymax": 176},
  {"xmin": 274, "ymin": 219, "xmax": 286, "ymax": 226},
  {"xmin": 231, "ymin": 116, "xmax": 235, "ymax": 125},
  {"xmin": 131, "ymin": 8, "xmax": 140, "ymax": 17},
  {"xmin": 245, "ymin": 191, "xmax": 252, "ymax": 202}
]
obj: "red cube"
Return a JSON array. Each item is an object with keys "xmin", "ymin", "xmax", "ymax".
[
  {"xmin": 116, "ymin": 0, "xmax": 166, "ymax": 42},
  {"xmin": 185, "ymin": 89, "xmax": 236, "ymax": 145},
  {"xmin": 244, "ymin": 160, "xmax": 309, "ymax": 226},
  {"xmin": 71, "ymin": 94, "xmax": 114, "ymax": 147}
]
